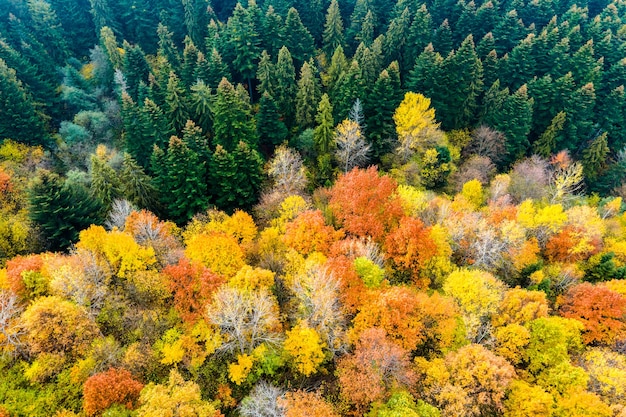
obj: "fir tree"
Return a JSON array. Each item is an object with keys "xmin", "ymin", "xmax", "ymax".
[
  {"xmin": 284, "ymin": 7, "xmax": 315, "ymax": 68},
  {"xmin": 256, "ymin": 50, "xmax": 275, "ymax": 96},
  {"xmin": 165, "ymin": 71, "xmax": 190, "ymax": 132},
  {"xmin": 29, "ymin": 171, "xmax": 104, "ymax": 251},
  {"xmin": 213, "ymin": 78, "xmax": 258, "ymax": 151},
  {"xmin": 274, "ymin": 46, "xmax": 298, "ymax": 128},
  {"xmin": 195, "ymin": 48, "xmax": 230, "ymax": 88},
  {"xmin": 227, "ymin": 2, "xmax": 261, "ymax": 94},
  {"xmin": 232, "ymin": 140, "xmax": 264, "ymax": 210},
  {"xmin": 583, "ymin": 132, "xmax": 609, "ymax": 181},
  {"xmin": 257, "ymin": 92, "xmax": 288, "ymax": 156},
  {"xmin": 120, "ymin": 153, "xmax": 157, "ymax": 210},
  {"xmin": 323, "ymin": 0, "xmax": 345, "ymax": 57},
  {"xmin": 180, "ymin": 37, "xmax": 199, "ymax": 88},
  {"xmin": 122, "ymin": 41, "xmax": 151, "ymax": 100},
  {"xmin": 0, "ymin": 59, "xmax": 48, "ymax": 147},
  {"xmin": 314, "ymin": 93, "xmax": 335, "ymax": 155},
  {"xmin": 296, "ymin": 60, "xmax": 322, "ymax": 129}
]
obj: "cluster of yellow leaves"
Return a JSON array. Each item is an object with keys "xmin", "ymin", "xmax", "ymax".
[
  {"xmin": 77, "ymin": 226, "xmax": 156, "ymax": 278},
  {"xmin": 284, "ymin": 323, "xmax": 326, "ymax": 376},
  {"xmin": 185, "ymin": 232, "xmax": 244, "ymax": 278},
  {"xmin": 229, "ymin": 265, "xmax": 275, "ymax": 292},
  {"xmin": 228, "ymin": 354, "xmax": 255, "ymax": 385}
]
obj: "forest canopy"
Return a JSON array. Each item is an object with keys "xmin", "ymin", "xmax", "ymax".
[{"xmin": 2, "ymin": 0, "xmax": 626, "ymax": 416}]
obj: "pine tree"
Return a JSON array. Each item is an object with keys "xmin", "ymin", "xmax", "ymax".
[
  {"xmin": 533, "ymin": 111, "xmax": 566, "ymax": 157},
  {"xmin": 27, "ymin": 0, "xmax": 69, "ymax": 65},
  {"xmin": 227, "ymin": 2, "xmax": 261, "ymax": 93},
  {"xmin": 495, "ymin": 85, "xmax": 534, "ymax": 166},
  {"xmin": 180, "ymin": 37, "xmax": 199, "ymax": 88},
  {"xmin": 165, "ymin": 71, "xmax": 190, "ymax": 132},
  {"xmin": 89, "ymin": 146, "xmax": 122, "ymax": 211},
  {"xmin": 314, "ymin": 93, "xmax": 335, "ymax": 155},
  {"xmin": 296, "ymin": 60, "xmax": 322, "ymax": 129},
  {"xmin": 157, "ymin": 23, "xmax": 180, "ymax": 70},
  {"xmin": 208, "ymin": 145, "xmax": 237, "ymax": 210},
  {"xmin": 274, "ymin": 46, "xmax": 298, "ymax": 128},
  {"xmin": 323, "ymin": 0, "xmax": 345, "ymax": 57},
  {"xmin": 261, "ymin": 6, "xmax": 285, "ymax": 58},
  {"xmin": 213, "ymin": 78, "xmax": 258, "ymax": 151},
  {"xmin": 257, "ymin": 92, "xmax": 288, "ymax": 156},
  {"xmin": 331, "ymin": 60, "xmax": 364, "ymax": 122},
  {"xmin": 232, "ymin": 140, "xmax": 264, "ymax": 210},
  {"xmin": 406, "ymin": 4, "xmax": 433, "ymax": 65},
  {"xmin": 120, "ymin": 153, "xmax": 157, "ymax": 210},
  {"xmin": 0, "ymin": 59, "xmax": 48, "ymax": 146},
  {"xmin": 256, "ymin": 50, "xmax": 275, "ymax": 96},
  {"xmin": 195, "ymin": 48, "xmax": 230, "ymax": 88},
  {"xmin": 384, "ymin": 7, "xmax": 411, "ymax": 73},
  {"xmin": 407, "ymin": 44, "xmax": 443, "ymax": 98},
  {"xmin": 154, "ymin": 136, "xmax": 208, "ymax": 224},
  {"xmin": 190, "ymin": 80, "xmax": 213, "ymax": 134},
  {"xmin": 122, "ymin": 41, "xmax": 151, "ymax": 100},
  {"xmin": 437, "ymin": 35, "xmax": 483, "ymax": 130},
  {"xmin": 284, "ymin": 7, "xmax": 315, "ymax": 68},
  {"xmin": 366, "ymin": 62, "xmax": 403, "ymax": 160},
  {"xmin": 29, "ymin": 171, "xmax": 104, "ymax": 251},
  {"xmin": 432, "ymin": 19, "xmax": 453, "ymax": 54}
]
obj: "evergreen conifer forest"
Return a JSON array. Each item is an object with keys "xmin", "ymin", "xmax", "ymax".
[{"xmin": 2, "ymin": 0, "xmax": 626, "ymax": 415}]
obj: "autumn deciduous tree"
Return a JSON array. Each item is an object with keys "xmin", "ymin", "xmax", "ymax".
[
  {"xmin": 21, "ymin": 296, "xmax": 99, "ymax": 358},
  {"xmin": 283, "ymin": 210, "xmax": 344, "ymax": 256},
  {"xmin": 280, "ymin": 390, "xmax": 339, "ymax": 417},
  {"xmin": 393, "ymin": 92, "xmax": 443, "ymax": 160},
  {"xmin": 492, "ymin": 288, "xmax": 549, "ymax": 328},
  {"xmin": 337, "ymin": 328, "xmax": 416, "ymax": 414},
  {"xmin": 558, "ymin": 283, "xmax": 626, "ymax": 345},
  {"xmin": 5, "ymin": 254, "xmax": 46, "ymax": 299},
  {"xmin": 416, "ymin": 344, "xmax": 516, "ymax": 417},
  {"xmin": 136, "ymin": 369, "xmax": 221, "ymax": 417},
  {"xmin": 384, "ymin": 216, "xmax": 438, "ymax": 287},
  {"xmin": 329, "ymin": 167, "xmax": 404, "ymax": 242},
  {"xmin": 163, "ymin": 257, "xmax": 225, "ymax": 323},
  {"xmin": 349, "ymin": 286, "xmax": 459, "ymax": 354},
  {"xmin": 83, "ymin": 368, "xmax": 143, "ymax": 416},
  {"xmin": 284, "ymin": 322, "xmax": 326, "ymax": 376},
  {"xmin": 185, "ymin": 232, "xmax": 245, "ymax": 278}
]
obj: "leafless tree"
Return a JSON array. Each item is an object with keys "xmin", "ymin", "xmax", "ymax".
[
  {"xmin": 207, "ymin": 287, "xmax": 282, "ymax": 355},
  {"xmin": 267, "ymin": 145, "xmax": 307, "ymax": 196},
  {"xmin": 334, "ymin": 119, "xmax": 370, "ymax": 173},
  {"xmin": 239, "ymin": 381, "xmax": 286, "ymax": 417},
  {"xmin": 0, "ymin": 290, "xmax": 25, "ymax": 358},
  {"xmin": 464, "ymin": 125, "xmax": 507, "ymax": 164}
]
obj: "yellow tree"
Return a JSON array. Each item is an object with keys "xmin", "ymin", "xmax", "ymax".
[
  {"xmin": 284, "ymin": 322, "xmax": 326, "ymax": 376},
  {"xmin": 393, "ymin": 92, "xmax": 444, "ymax": 160}
]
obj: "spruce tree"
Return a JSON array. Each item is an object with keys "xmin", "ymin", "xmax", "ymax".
[
  {"xmin": 122, "ymin": 41, "xmax": 151, "ymax": 100},
  {"xmin": 120, "ymin": 153, "xmax": 157, "ymax": 210},
  {"xmin": 261, "ymin": 6, "xmax": 285, "ymax": 58},
  {"xmin": 384, "ymin": 7, "xmax": 411, "ymax": 73},
  {"xmin": 274, "ymin": 47, "xmax": 298, "ymax": 128},
  {"xmin": 407, "ymin": 44, "xmax": 443, "ymax": 98},
  {"xmin": 213, "ymin": 78, "xmax": 258, "ymax": 151},
  {"xmin": 89, "ymin": 147, "xmax": 122, "ymax": 211},
  {"xmin": 257, "ymin": 92, "xmax": 288, "ymax": 156},
  {"xmin": 356, "ymin": 10, "xmax": 376, "ymax": 47},
  {"xmin": 27, "ymin": 0, "xmax": 69, "ymax": 65},
  {"xmin": 0, "ymin": 59, "xmax": 48, "ymax": 146},
  {"xmin": 314, "ymin": 93, "xmax": 335, "ymax": 155},
  {"xmin": 323, "ymin": 0, "xmax": 345, "ymax": 57},
  {"xmin": 501, "ymin": 35, "xmax": 536, "ymax": 91},
  {"xmin": 366, "ymin": 63, "xmax": 403, "ymax": 160},
  {"xmin": 432, "ymin": 19, "xmax": 453, "ymax": 54},
  {"xmin": 157, "ymin": 23, "xmax": 180, "ymax": 70},
  {"xmin": 180, "ymin": 37, "xmax": 199, "ymax": 88},
  {"xmin": 583, "ymin": 132, "xmax": 609, "ymax": 181},
  {"xmin": 533, "ymin": 111, "xmax": 566, "ymax": 157},
  {"xmin": 437, "ymin": 35, "xmax": 483, "ymax": 130},
  {"xmin": 165, "ymin": 71, "xmax": 190, "ymax": 132},
  {"xmin": 296, "ymin": 60, "xmax": 322, "ymax": 129},
  {"xmin": 29, "ymin": 171, "xmax": 104, "ymax": 251},
  {"xmin": 227, "ymin": 3, "xmax": 261, "ymax": 93},
  {"xmin": 331, "ymin": 60, "xmax": 364, "ymax": 122},
  {"xmin": 190, "ymin": 80, "xmax": 213, "ymax": 135},
  {"xmin": 256, "ymin": 50, "xmax": 275, "ymax": 96},
  {"xmin": 155, "ymin": 136, "xmax": 208, "ymax": 224},
  {"xmin": 195, "ymin": 48, "xmax": 230, "ymax": 88},
  {"xmin": 406, "ymin": 5, "xmax": 434, "ymax": 65},
  {"xmin": 208, "ymin": 145, "xmax": 237, "ymax": 210},
  {"xmin": 232, "ymin": 140, "xmax": 264, "ymax": 210},
  {"xmin": 284, "ymin": 7, "xmax": 315, "ymax": 68},
  {"xmin": 495, "ymin": 85, "xmax": 534, "ymax": 166}
]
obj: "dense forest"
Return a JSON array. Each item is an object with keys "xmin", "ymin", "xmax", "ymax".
[{"xmin": 2, "ymin": 0, "xmax": 626, "ymax": 416}]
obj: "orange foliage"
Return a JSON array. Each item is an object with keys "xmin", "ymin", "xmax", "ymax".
[
  {"xmin": 283, "ymin": 210, "xmax": 344, "ymax": 256},
  {"xmin": 325, "ymin": 255, "xmax": 370, "ymax": 315},
  {"xmin": 485, "ymin": 202, "xmax": 517, "ymax": 226},
  {"xmin": 162, "ymin": 257, "xmax": 226, "ymax": 323},
  {"xmin": 384, "ymin": 216, "xmax": 438, "ymax": 287},
  {"xmin": 558, "ymin": 283, "xmax": 626, "ymax": 345},
  {"xmin": 5, "ymin": 254, "xmax": 44, "ymax": 297},
  {"xmin": 328, "ymin": 167, "xmax": 404, "ymax": 242},
  {"xmin": 545, "ymin": 226, "xmax": 600, "ymax": 263},
  {"xmin": 0, "ymin": 168, "xmax": 12, "ymax": 195},
  {"xmin": 337, "ymin": 328, "xmax": 416, "ymax": 415},
  {"xmin": 349, "ymin": 286, "xmax": 459, "ymax": 353},
  {"xmin": 280, "ymin": 391, "xmax": 339, "ymax": 417},
  {"xmin": 83, "ymin": 368, "xmax": 144, "ymax": 416}
]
